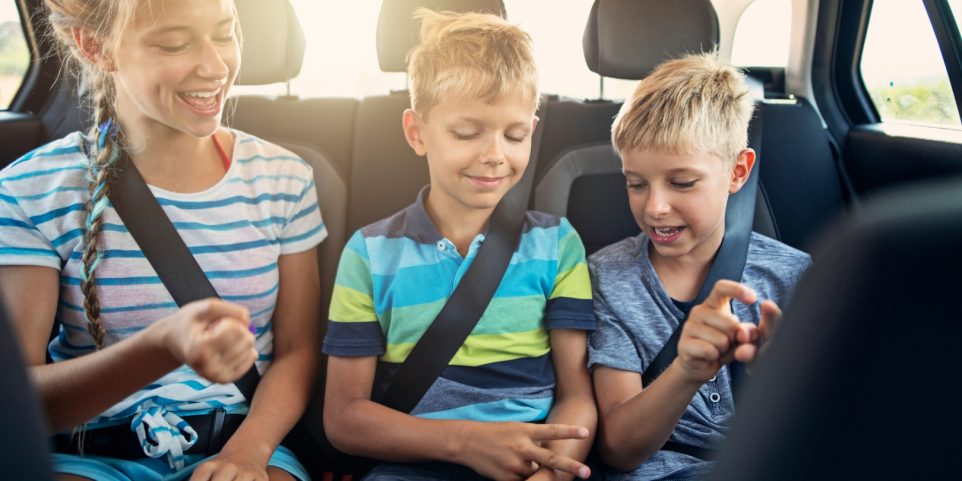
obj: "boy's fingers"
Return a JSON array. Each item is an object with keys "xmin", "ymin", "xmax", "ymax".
[
  {"xmin": 759, "ymin": 300, "xmax": 782, "ymax": 331},
  {"xmin": 735, "ymin": 323, "xmax": 758, "ymax": 344},
  {"xmin": 680, "ymin": 338, "xmax": 720, "ymax": 362},
  {"xmin": 527, "ymin": 446, "xmax": 590, "ymax": 479},
  {"xmin": 529, "ymin": 424, "xmax": 589, "ymax": 442},
  {"xmin": 734, "ymin": 342, "xmax": 758, "ymax": 363},
  {"xmin": 690, "ymin": 306, "xmax": 742, "ymax": 337},
  {"xmin": 703, "ymin": 280, "xmax": 757, "ymax": 310},
  {"xmin": 686, "ymin": 323, "xmax": 733, "ymax": 353}
]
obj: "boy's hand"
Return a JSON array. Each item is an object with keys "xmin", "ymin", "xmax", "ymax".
[
  {"xmin": 457, "ymin": 421, "xmax": 591, "ymax": 481},
  {"xmin": 154, "ymin": 298, "xmax": 258, "ymax": 384},
  {"xmin": 734, "ymin": 299, "xmax": 782, "ymax": 363},
  {"xmin": 676, "ymin": 280, "xmax": 757, "ymax": 384}
]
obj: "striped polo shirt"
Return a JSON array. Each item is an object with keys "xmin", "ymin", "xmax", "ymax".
[
  {"xmin": 0, "ymin": 130, "xmax": 326, "ymax": 427},
  {"xmin": 324, "ymin": 188, "xmax": 595, "ymax": 422}
]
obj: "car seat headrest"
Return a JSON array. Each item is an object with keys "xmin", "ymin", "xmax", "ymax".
[
  {"xmin": 235, "ymin": 0, "xmax": 306, "ymax": 85},
  {"xmin": 583, "ymin": 0, "xmax": 719, "ymax": 80},
  {"xmin": 376, "ymin": 0, "xmax": 506, "ymax": 73}
]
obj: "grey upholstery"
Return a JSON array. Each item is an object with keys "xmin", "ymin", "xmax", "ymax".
[
  {"xmin": 535, "ymin": 0, "xmax": 846, "ymax": 254},
  {"xmin": 348, "ymin": 0, "xmax": 506, "ymax": 233},
  {"xmin": 583, "ymin": 0, "xmax": 719, "ymax": 79},
  {"xmin": 235, "ymin": 0, "xmax": 305, "ymax": 85},
  {"xmin": 231, "ymin": 0, "xmax": 352, "ymax": 316},
  {"xmin": 376, "ymin": 0, "xmax": 506, "ymax": 72}
]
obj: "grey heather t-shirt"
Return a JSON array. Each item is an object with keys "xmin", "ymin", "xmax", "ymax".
[{"xmin": 588, "ymin": 232, "xmax": 811, "ymax": 481}]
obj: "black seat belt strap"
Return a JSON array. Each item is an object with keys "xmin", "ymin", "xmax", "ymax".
[
  {"xmin": 108, "ymin": 153, "xmax": 259, "ymax": 401},
  {"xmin": 381, "ymin": 95, "xmax": 550, "ymax": 414},
  {"xmin": 640, "ymin": 106, "xmax": 763, "ymax": 388}
]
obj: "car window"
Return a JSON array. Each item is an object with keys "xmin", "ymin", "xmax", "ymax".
[
  {"xmin": 861, "ymin": 0, "xmax": 961, "ymax": 126},
  {"xmin": 0, "ymin": 2, "xmax": 29, "ymax": 110},
  {"xmin": 730, "ymin": 0, "xmax": 791, "ymax": 67}
]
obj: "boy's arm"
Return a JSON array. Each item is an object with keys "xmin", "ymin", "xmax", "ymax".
[
  {"xmin": 595, "ymin": 279, "xmax": 760, "ymax": 471},
  {"xmin": 594, "ymin": 361, "xmax": 703, "ymax": 471},
  {"xmin": 324, "ymin": 355, "xmax": 592, "ymax": 481},
  {"xmin": 529, "ymin": 329, "xmax": 597, "ymax": 481}
]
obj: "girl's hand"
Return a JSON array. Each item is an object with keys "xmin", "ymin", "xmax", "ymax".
[
  {"xmin": 152, "ymin": 298, "xmax": 257, "ymax": 384},
  {"xmin": 189, "ymin": 447, "xmax": 268, "ymax": 481},
  {"xmin": 676, "ymin": 280, "xmax": 757, "ymax": 384},
  {"xmin": 456, "ymin": 421, "xmax": 591, "ymax": 481}
]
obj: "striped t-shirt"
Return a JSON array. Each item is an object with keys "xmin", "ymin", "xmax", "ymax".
[
  {"xmin": 323, "ymin": 188, "xmax": 595, "ymax": 422},
  {"xmin": 0, "ymin": 129, "xmax": 326, "ymax": 427}
]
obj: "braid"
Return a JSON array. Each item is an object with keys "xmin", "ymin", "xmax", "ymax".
[{"xmin": 80, "ymin": 83, "xmax": 121, "ymax": 350}]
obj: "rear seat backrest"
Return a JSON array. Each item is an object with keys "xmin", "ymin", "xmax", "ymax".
[
  {"xmin": 534, "ymin": 0, "xmax": 723, "ymax": 255},
  {"xmin": 535, "ymin": 0, "xmax": 847, "ymax": 254},
  {"xmin": 231, "ymin": 0, "xmax": 354, "ymax": 316},
  {"xmin": 347, "ymin": 0, "xmax": 506, "ymax": 234}
]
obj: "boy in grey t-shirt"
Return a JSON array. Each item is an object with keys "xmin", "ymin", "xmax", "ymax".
[{"xmin": 587, "ymin": 54, "xmax": 811, "ymax": 481}]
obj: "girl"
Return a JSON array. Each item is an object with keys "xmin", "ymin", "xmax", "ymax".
[{"xmin": 0, "ymin": 0, "xmax": 325, "ymax": 480}]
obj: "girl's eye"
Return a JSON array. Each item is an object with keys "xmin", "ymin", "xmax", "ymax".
[
  {"xmin": 215, "ymin": 33, "xmax": 236, "ymax": 43},
  {"xmin": 626, "ymin": 182, "xmax": 647, "ymax": 191},
  {"xmin": 505, "ymin": 133, "xmax": 526, "ymax": 143},
  {"xmin": 158, "ymin": 44, "xmax": 188, "ymax": 54}
]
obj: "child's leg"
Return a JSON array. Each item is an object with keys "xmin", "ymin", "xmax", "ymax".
[{"xmin": 362, "ymin": 461, "xmax": 490, "ymax": 481}]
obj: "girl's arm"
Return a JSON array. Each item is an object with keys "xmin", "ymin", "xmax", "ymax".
[
  {"xmin": 324, "ymin": 354, "xmax": 592, "ymax": 481},
  {"xmin": 194, "ymin": 248, "xmax": 321, "ymax": 478},
  {"xmin": 528, "ymin": 328, "xmax": 598, "ymax": 481},
  {"xmin": 0, "ymin": 265, "xmax": 255, "ymax": 432}
]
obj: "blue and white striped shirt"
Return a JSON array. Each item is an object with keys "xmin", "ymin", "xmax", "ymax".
[{"xmin": 0, "ymin": 129, "xmax": 326, "ymax": 427}]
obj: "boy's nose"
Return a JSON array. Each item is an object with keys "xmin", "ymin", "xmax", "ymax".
[
  {"xmin": 644, "ymin": 189, "xmax": 671, "ymax": 219},
  {"xmin": 481, "ymin": 136, "xmax": 506, "ymax": 165}
]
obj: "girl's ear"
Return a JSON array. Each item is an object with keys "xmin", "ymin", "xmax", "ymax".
[
  {"xmin": 402, "ymin": 108, "xmax": 427, "ymax": 156},
  {"xmin": 729, "ymin": 148, "xmax": 756, "ymax": 194},
  {"xmin": 70, "ymin": 27, "xmax": 116, "ymax": 71}
]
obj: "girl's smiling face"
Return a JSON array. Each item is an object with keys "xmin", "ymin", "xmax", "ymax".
[{"xmin": 110, "ymin": 0, "xmax": 239, "ymax": 140}]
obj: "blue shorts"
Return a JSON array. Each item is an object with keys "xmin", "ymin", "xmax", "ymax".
[{"xmin": 53, "ymin": 445, "xmax": 309, "ymax": 481}]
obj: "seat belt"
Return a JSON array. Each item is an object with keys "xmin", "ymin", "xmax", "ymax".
[
  {"xmin": 381, "ymin": 96, "xmax": 550, "ymax": 414},
  {"xmin": 640, "ymin": 107, "xmax": 763, "ymax": 389},
  {"xmin": 108, "ymin": 151, "xmax": 259, "ymax": 401}
]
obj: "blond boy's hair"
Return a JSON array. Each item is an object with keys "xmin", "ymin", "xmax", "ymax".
[
  {"xmin": 407, "ymin": 8, "xmax": 538, "ymax": 118},
  {"xmin": 611, "ymin": 53, "xmax": 754, "ymax": 163}
]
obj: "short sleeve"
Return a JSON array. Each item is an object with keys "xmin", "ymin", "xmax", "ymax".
[
  {"xmin": 587, "ymin": 267, "xmax": 643, "ymax": 373},
  {"xmin": 0, "ymin": 183, "xmax": 61, "ymax": 270},
  {"xmin": 279, "ymin": 178, "xmax": 327, "ymax": 255},
  {"xmin": 323, "ymin": 230, "xmax": 385, "ymax": 357},
  {"xmin": 543, "ymin": 218, "xmax": 596, "ymax": 331}
]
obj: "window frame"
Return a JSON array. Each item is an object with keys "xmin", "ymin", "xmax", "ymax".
[{"xmin": 922, "ymin": 0, "xmax": 962, "ymax": 118}]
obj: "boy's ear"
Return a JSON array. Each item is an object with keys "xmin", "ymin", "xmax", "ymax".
[
  {"xmin": 402, "ymin": 109, "xmax": 427, "ymax": 157},
  {"xmin": 729, "ymin": 148, "xmax": 756, "ymax": 194},
  {"xmin": 71, "ymin": 27, "xmax": 116, "ymax": 71}
]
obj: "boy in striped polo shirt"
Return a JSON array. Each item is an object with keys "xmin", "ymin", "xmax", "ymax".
[{"xmin": 323, "ymin": 9, "xmax": 597, "ymax": 481}]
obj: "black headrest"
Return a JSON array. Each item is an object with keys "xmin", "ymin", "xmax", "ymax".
[
  {"xmin": 583, "ymin": 0, "xmax": 719, "ymax": 79},
  {"xmin": 377, "ymin": 0, "xmax": 506, "ymax": 73},
  {"xmin": 235, "ymin": 0, "xmax": 305, "ymax": 85}
]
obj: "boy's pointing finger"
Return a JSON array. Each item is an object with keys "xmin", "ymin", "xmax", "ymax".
[{"xmin": 703, "ymin": 280, "xmax": 757, "ymax": 310}]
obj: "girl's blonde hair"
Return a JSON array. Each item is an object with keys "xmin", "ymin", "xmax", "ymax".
[
  {"xmin": 407, "ymin": 8, "xmax": 538, "ymax": 118},
  {"xmin": 611, "ymin": 52, "xmax": 755, "ymax": 164},
  {"xmin": 44, "ymin": 0, "xmax": 142, "ymax": 350}
]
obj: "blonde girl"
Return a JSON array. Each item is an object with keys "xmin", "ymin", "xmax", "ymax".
[{"xmin": 0, "ymin": 0, "xmax": 325, "ymax": 479}]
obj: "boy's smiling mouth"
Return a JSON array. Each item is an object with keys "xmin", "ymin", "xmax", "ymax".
[
  {"xmin": 465, "ymin": 174, "xmax": 507, "ymax": 189},
  {"xmin": 650, "ymin": 225, "xmax": 686, "ymax": 244}
]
